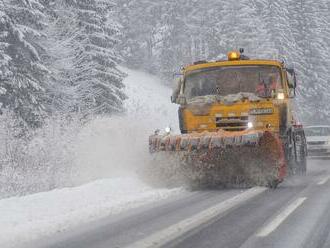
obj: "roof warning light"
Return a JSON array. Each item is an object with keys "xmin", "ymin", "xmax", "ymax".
[{"xmin": 227, "ymin": 51, "xmax": 241, "ymax": 61}]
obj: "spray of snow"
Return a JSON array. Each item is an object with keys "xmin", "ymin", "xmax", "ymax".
[
  {"xmin": 0, "ymin": 113, "xmax": 81, "ymax": 198},
  {"xmin": 71, "ymin": 67, "xmax": 179, "ymax": 183},
  {"xmin": 0, "ymin": 68, "xmax": 184, "ymax": 247},
  {"xmin": 0, "ymin": 67, "xmax": 179, "ymax": 195}
]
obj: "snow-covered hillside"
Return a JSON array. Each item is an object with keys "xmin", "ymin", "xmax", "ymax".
[
  {"xmin": 0, "ymin": 69, "xmax": 182, "ymax": 248},
  {"xmin": 123, "ymin": 67, "xmax": 179, "ymax": 131}
]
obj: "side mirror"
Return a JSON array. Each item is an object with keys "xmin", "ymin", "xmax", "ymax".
[
  {"xmin": 286, "ymin": 68, "xmax": 297, "ymax": 96},
  {"xmin": 171, "ymin": 76, "xmax": 184, "ymax": 104},
  {"xmin": 171, "ymin": 95, "xmax": 176, "ymax": 103}
]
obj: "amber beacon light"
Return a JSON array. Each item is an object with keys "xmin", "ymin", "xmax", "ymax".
[{"xmin": 227, "ymin": 51, "xmax": 241, "ymax": 61}]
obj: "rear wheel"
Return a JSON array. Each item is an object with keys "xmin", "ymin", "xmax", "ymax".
[
  {"xmin": 296, "ymin": 149, "xmax": 307, "ymax": 175},
  {"xmin": 286, "ymin": 130, "xmax": 307, "ymax": 176},
  {"xmin": 294, "ymin": 133, "xmax": 307, "ymax": 175},
  {"xmin": 285, "ymin": 131, "xmax": 296, "ymax": 176}
]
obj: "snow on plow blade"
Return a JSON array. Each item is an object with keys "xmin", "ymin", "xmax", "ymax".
[{"xmin": 148, "ymin": 131, "xmax": 286, "ymax": 188}]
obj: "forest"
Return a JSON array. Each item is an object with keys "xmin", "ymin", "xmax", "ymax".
[{"xmin": 1, "ymin": 0, "xmax": 330, "ymax": 126}]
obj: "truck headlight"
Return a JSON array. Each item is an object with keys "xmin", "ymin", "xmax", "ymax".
[
  {"xmin": 277, "ymin": 92, "xmax": 285, "ymax": 100},
  {"xmin": 164, "ymin": 127, "xmax": 171, "ymax": 134}
]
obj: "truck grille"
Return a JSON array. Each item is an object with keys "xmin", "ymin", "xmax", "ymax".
[{"xmin": 216, "ymin": 116, "xmax": 248, "ymax": 131}]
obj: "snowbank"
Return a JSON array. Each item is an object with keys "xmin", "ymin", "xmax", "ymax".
[{"xmin": 0, "ymin": 178, "xmax": 183, "ymax": 248}]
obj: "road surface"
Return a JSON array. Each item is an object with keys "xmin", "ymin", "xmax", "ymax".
[{"xmin": 32, "ymin": 159, "xmax": 330, "ymax": 248}]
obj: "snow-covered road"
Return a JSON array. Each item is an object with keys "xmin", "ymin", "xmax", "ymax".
[
  {"xmin": 0, "ymin": 69, "xmax": 183, "ymax": 248},
  {"xmin": 26, "ymin": 160, "xmax": 330, "ymax": 248},
  {"xmin": 0, "ymin": 178, "xmax": 183, "ymax": 248}
]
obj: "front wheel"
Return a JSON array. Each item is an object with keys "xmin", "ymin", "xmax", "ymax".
[{"xmin": 267, "ymin": 179, "xmax": 280, "ymax": 189}]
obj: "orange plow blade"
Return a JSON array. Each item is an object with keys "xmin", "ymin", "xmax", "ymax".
[{"xmin": 148, "ymin": 130, "xmax": 286, "ymax": 188}]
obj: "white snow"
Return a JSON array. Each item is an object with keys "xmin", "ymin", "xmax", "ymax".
[
  {"xmin": 72, "ymin": 67, "xmax": 179, "ymax": 183},
  {"xmin": 0, "ymin": 68, "xmax": 183, "ymax": 248},
  {"xmin": 121, "ymin": 66, "xmax": 179, "ymax": 131},
  {"xmin": 0, "ymin": 178, "xmax": 182, "ymax": 248}
]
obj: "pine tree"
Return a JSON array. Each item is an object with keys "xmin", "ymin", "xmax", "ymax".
[
  {"xmin": 39, "ymin": 0, "xmax": 79, "ymax": 114},
  {"xmin": 0, "ymin": 5, "xmax": 12, "ymax": 84},
  {"xmin": 212, "ymin": 0, "xmax": 276, "ymax": 59},
  {"xmin": 157, "ymin": 0, "xmax": 193, "ymax": 78},
  {"xmin": 299, "ymin": 0, "xmax": 330, "ymax": 123},
  {"xmin": 62, "ymin": 0, "xmax": 126, "ymax": 116},
  {"xmin": 0, "ymin": 0, "xmax": 49, "ymax": 126},
  {"xmin": 116, "ymin": 0, "xmax": 165, "ymax": 73}
]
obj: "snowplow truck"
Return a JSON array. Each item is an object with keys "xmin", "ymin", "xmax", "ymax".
[{"xmin": 149, "ymin": 50, "xmax": 307, "ymax": 188}]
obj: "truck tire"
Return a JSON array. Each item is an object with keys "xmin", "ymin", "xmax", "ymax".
[
  {"xmin": 285, "ymin": 131, "xmax": 296, "ymax": 176},
  {"xmin": 294, "ymin": 133, "xmax": 307, "ymax": 176},
  {"xmin": 296, "ymin": 146, "xmax": 307, "ymax": 175}
]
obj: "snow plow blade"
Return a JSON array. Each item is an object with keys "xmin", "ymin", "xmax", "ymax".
[{"xmin": 148, "ymin": 130, "xmax": 286, "ymax": 188}]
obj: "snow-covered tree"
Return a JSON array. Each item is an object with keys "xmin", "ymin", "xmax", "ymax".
[
  {"xmin": 59, "ymin": 0, "xmax": 126, "ymax": 116},
  {"xmin": 0, "ymin": 0, "xmax": 49, "ymax": 127},
  {"xmin": 0, "ymin": 6, "xmax": 12, "ymax": 88},
  {"xmin": 157, "ymin": 0, "xmax": 193, "ymax": 77},
  {"xmin": 2, "ymin": 0, "xmax": 330, "ymax": 124},
  {"xmin": 210, "ymin": 0, "xmax": 276, "ymax": 59},
  {"xmin": 297, "ymin": 0, "xmax": 330, "ymax": 123},
  {"xmin": 116, "ymin": 0, "xmax": 163, "ymax": 73}
]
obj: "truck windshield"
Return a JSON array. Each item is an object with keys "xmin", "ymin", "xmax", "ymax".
[{"xmin": 184, "ymin": 65, "xmax": 282, "ymax": 100}]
